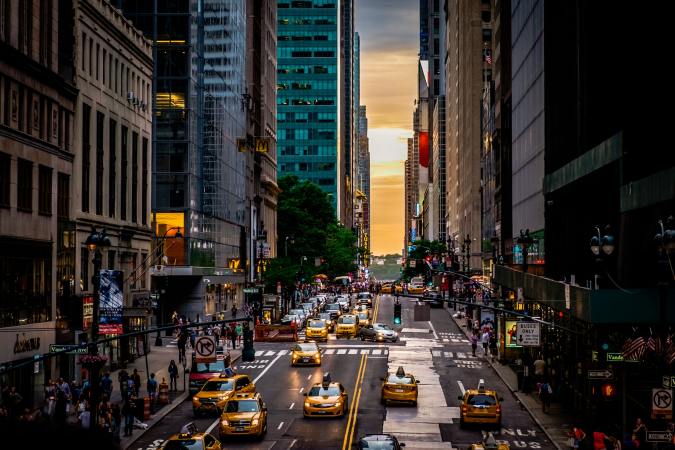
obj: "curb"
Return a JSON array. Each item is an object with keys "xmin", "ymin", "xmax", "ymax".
[
  {"xmin": 447, "ymin": 309, "xmax": 562, "ymax": 450},
  {"xmin": 121, "ymin": 352, "xmax": 242, "ymax": 450}
]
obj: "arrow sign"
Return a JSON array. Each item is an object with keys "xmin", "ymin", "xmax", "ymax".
[
  {"xmin": 587, "ymin": 369, "xmax": 614, "ymax": 380},
  {"xmin": 646, "ymin": 431, "xmax": 673, "ymax": 443},
  {"xmin": 194, "ymin": 336, "xmax": 216, "ymax": 363}
]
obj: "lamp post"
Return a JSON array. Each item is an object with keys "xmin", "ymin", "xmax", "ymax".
[
  {"xmin": 284, "ymin": 235, "xmax": 295, "ymax": 258},
  {"xmin": 588, "ymin": 225, "xmax": 615, "ymax": 289},
  {"xmin": 516, "ymin": 229, "xmax": 535, "ymax": 273},
  {"xmin": 464, "ymin": 234, "xmax": 472, "ymax": 274},
  {"xmin": 654, "ymin": 217, "xmax": 674, "ymax": 344},
  {"xmin": 155, "ymin": 227, "xmax": 182, "ymax": 345},
  {"xmin": 491, "ymin": 234, "xmax": 500, "ymax": 278},
  {"xmin": 84, "ymin": 227, "xmax": 110, "ymax": 430}
]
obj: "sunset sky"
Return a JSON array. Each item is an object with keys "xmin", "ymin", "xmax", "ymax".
[{"xmin": 356, "ymin": 0, "xmax": 417, "ymax": 256}]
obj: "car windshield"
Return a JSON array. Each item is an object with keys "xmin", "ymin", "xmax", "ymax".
[
  {"xmin": 358, "ymin": 293, "xmax": 371, "ymax": 298},
  {"xmin": 294, "ymin": 343, "xmax": 318, "ymax": 352},
  {"xmin": 374, "ymin": 324, "xmax": 391, "ymax": 331},
  {"xmin": 467, "ymin": 394, "xmax": 497, "ymax": 406},
  {"xmin": 338, "ymin": 316, "xmax": 356, "ymax": 324},
  {"xmin": 358, "ymin": 313, "xmax": 368, "ymax": 320},
  {"xmin": 358, "ymin": 440, "xmax": 396, "ymax": 449},
  {"xmin": 226, "ymin": 400, "xmax": 259, "ymax": 412},
  {"xmin": 326, "ymin": 304, "xmax": 340, "ymax": 310},
  {"xmin": 308, "ymin": 386, "xmax": 341, "ymax": 396},
  {"xmin": 163, "ymin": 439, "xmax": 204, "ymax": 450},
  {"xmin": 201, "ymin": 380, "xmax": 233, "ymax": 391},
  {"xmin": 290, "ymin": 309, "xmax": 304, "ymax": 315},
  {"xmin": 282, "ymin": 315, "xmax": 297, "ymax": 321},
  {"xmin": 318, "ymin": 314, "xmax": 331, "ymax": 320},
  {"xmin": 193, "ymin": 360, "xmax": 225, "ymax": 374},
  {"xmin": 387, "ymin": 374, "xmax": 413, "ymax": 384},
  {"xmin": 308, "ymin": 320, "xmax": 325, "ymax": 328}
]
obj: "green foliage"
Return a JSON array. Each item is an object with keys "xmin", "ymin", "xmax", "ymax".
[
  {"xmin": 403, "ymin": 239, "xmax": 448, "ymax": 281},
  {"xmin": 321, "ymin": 223, "xmax": 358, "ymax": 278}
]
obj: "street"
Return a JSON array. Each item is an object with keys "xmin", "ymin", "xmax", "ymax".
[{"xmin": 131, "ymin": 295, "xmax": 555, "ymax": 450}]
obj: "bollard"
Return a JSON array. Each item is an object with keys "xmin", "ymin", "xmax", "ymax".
[
  {"xmin": 143, "ymin": 396, "xmax": 151, "ymax": 420},
  {"xmin": 158, "ymin": 378, "xmax": 170, "ymax": 405}
]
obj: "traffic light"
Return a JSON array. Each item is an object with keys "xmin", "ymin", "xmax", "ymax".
[{"xmin": 393, "ymin": 301, "xmax": 402, "ymax": 325}]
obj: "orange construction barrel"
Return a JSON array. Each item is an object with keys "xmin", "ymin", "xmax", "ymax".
[
  {"xmin": 143, "ymin": 396, "xmax": 151, "ymax": 419},
  {"xmin": 158, "ymin": 378, "xmax": 169, "ymax": 405}
]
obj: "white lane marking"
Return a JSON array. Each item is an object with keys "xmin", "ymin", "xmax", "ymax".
[
  {"xmin": 277, "ymin": 421, "xmax": 284, "ymax": 430},
  {"xmin": 289, "ymin": 402, "xmax": 295, "ymax": 409},
  {"xmin": 278, "ymin": 349, "xmax": 289, "ymax": 355},
  {"xmin": 443, "ymin": 338, "xmax": 449, "ymax": 343},
  {"xmin": 457, "ymin": 380, "xmax": 466, "ymax": 395},
  {"xmin": 457, "ymin": 352, "xmax": 467, "ymax": 358},
  {"xmin": 307, "ymin": 374, "xmax": 312, "ymax": 380},
  {"xmin": 337, "ymin": 349, "xmax": 347, "ymax": 354},
  {"xmin": 255, "ymin": 350, "xmax": 264, "ymax": 356},
  {"xmin": 432, "ymin": 350, "xmax": 441, "ymax": 357},
  {"xmin": 325, "ymin": 349, "xmax": 336, "ymax": 354},
  {"xmin": 299, "ymin": 387, "xmax": 304, "ymax": 393},
  {"xmin": 451, "ymin": 338, "xmax": 460, "ymax": 342},
  {"xmin": 372, "ymin": 349, "xmax": 382, "ymax": 355},
  {"xmin": 348, "ymin": 349, "xmax": 358, "ymax": 354},
  {"xmin": 265, "ymin": 350, "xmax": 276, "ymax": 356},
  {"xmin": 428, "ymin": 321, "xmax": 439, "ymax": 340},
  {"xmin": 289, "ymin": 439, "xmax": 298, "ymax": 449},
  {"xmin": 444, "ymin": 351, "xmax": 453, "ymax": 358},
  {"xmin": 206, "ymin": 352, "xmax": 283, "ymax": 434},
  {"xmin": 360, "ymin": 349, "xmax": 369, "ymax": 354}
]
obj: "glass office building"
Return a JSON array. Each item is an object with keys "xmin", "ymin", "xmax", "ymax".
[{"xmin": 277, "ymin": 1, "xmax": 339, "ymax": 212}]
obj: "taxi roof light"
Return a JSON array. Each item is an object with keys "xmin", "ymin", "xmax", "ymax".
[
  {"xmin": 396, "ymin": 366, "xmax": 406, "ymax": 377},
  {"xmin": 322, "ymin": 372, "xmax": 332, "ymax": 388}
]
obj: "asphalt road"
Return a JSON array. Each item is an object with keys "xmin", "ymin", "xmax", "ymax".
[{"xmin": 132, "ymin": 294, "xmax": 555, "ymax": 450}]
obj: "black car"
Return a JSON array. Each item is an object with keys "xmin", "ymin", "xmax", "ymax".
[
  {"xmin": 358, "ymin": 434, "xmax": 405, "ymax": 449},
  {"xmin": 422, "ymin": 292, "xmax": 444, "ymax": 308},
  {"xmin": 317, "ymin": 312, "xmax": 335, "ymax": 332},
  {"xmin": 324, "ymin": 303, "xmax": 342, "ymax": 320}
]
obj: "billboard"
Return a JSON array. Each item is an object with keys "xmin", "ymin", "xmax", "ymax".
[
  {"xmin": 505, "ymin": 320, "xmax": 522, "ymax": 348},
  {"xmin": 99, "ymin": 270, "xmax": 124, "ymax": 335}
]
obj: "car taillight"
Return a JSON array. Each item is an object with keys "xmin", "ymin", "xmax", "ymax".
[
  {"xmin": 496, "ymin": 405, "xmax": 501, "ymax": 413},
  {"xmin": 462, "ymin": 405, "xmax": 468, "ymax": 413}
]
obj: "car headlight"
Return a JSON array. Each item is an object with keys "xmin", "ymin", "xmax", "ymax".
[
  {"xmin": 193, "ymin": 396, "xmax": 199, "ymax": 402},
  {"xmin": 251, "ymin": 418, "xmax": 259, "ymax": 426},
  {"xmin": 221, "ymin": 419, "xmax": 229, "ymax": 426},
  {"xmin": 304, "ymin": 401, "xmax": 310, "ymax": 408},
  {"xmin": 314, "ymin": 352, "xmax": 321, "ymax": 358}
]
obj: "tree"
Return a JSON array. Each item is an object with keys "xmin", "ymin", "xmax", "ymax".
[
  {"xmin": 402, "ymin": 239, "xmax": 447, "ymax": 281},
  {"xmin": 321, "ymin": 223, "xmax": 358, "ymax": 278}
]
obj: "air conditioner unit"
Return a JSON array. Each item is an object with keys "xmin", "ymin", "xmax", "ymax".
[{"xmin": 127, "ymin": 91, "xmax": 134, "ymax": 102}]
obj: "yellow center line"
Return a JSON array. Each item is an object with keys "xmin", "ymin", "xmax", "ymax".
[
  {"xmin": 372, "ymin": 294, "xmax": 380, "ymax": 323},
  {"xmin": 342, "ymin": 353, "xmax": 367, "ymax": 450},
  {"xmin": 346, "ymin": 355, "xmax": 368, "ymax": 450}
]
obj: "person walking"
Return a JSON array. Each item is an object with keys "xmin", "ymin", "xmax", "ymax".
[
  {"xmin": 230, "ymin": 323, "xmax": 238, "ymax": 349},
  {"xmin": 489, "ymin": 331, "xmax": 498, "ymax": 362},
  {"xmin": 147, "ymin": 373, "xmax": 158, "ymax": 407},
  {"xmin": 539, "ymin": 380, "xmax": 553, "ymax": 413},
  {"xmin": 168, "ymin": 360, "xmax": 179, "ymax": 391},
  {"xmin": 131, "ymin": 369, "xmax": 141, "ymax": 397},
  {"xmin": 177, "ymin": 330, "xmax": 188, "ymax": 365},
  {"xmin": 632, "ymin": 418, "xmax": 647, "ymax": 448},
  {"xmin": 110, "ymin": 403, "xmax": 122, "ymax": 442},
  {"xmin": 470, "ymin": 332, "xmax": 478, "ymax": 357},
  {"xmin": 481, "ymin": 329, "xmax": 490, "ymax": 356},
  {"xmin": 100, "ymin": 372, "xmax": 113, "ymax": 400},
  {"xmin": 118, "ymin": 369, "xmax": 129, "ymax": 401},
  {"xmin": 122, "ymin": 396, "xmax": 136, "ymax": 437},
  {"xmin": 236, "ymin": 322, "xmax": 243, "ymax": 347},
  {"xmin": 533, "ymin": 354, "xmax": 546, "ymax": 383},
  {"xmin": 593, "ymin": 430, "xmax": 608, "ymax": 450},
  {"xmin": 568, "ymin": 425, "xmax": 586, "ymax": 450},
  {"xmin": 232, "ymin": 304, "xmax": 238, "ymax": 318}
]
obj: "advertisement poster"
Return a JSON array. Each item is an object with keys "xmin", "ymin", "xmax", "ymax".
[
  {"xmin": 99, "ymin": 270, "xmax": 124, "ymax": 335},
  {"xmin": 82, "ymin": 296, "xmax": 93, "ymax": 330},
  {"xmin": 505, "ymin": 320, "xmax": 522, "ymax": 348}
]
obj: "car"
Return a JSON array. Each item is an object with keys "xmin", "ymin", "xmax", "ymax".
[
  {"xmin": 395, "ymin": 284, "xmax": 404, "ymax": 294},
  {"xmin": 300, "ymin": 303, "xmax": 316, "ymax": 317},
  {"xmin": 356, "ymin": 311, "xmax": 370, "ymax": 328},
  {"xmin": 352, "ymin": 304, "xmax": 370, "ymax": 315},
  {"xmin": 336, "ymin": 296, "xmax": 350, "ymax": 312},
  {"xmin": 161, "ymin": 429, "xmax": 222, "ymax": 450},
  {"xmin": 192, "ymin": 374, "xmax": 255, "ymax": 416},
  {"xmin": 336, "ymin": 314, "xmax": 359, "ymax": 338},
  {"xmin": 291, "ymin": 341, "xmax": 322, "ymax": 366},
  {"xmin": 359, "ymin": 323, "xmax": 399, "ymax": 342},
  {"xmin": 289, "ymin": 309, "xmax": 307, "ymax": 326},
  {"xmin": 357, "ymin": 434, "xmax": 406, "ymax": 450},
  {"xmin": 305, "ymin": 318, "xmax": 329, "ymax": 341},
  {"xmin": 317, "ymin": 312, "xmax": 336, "ymax": 332},
  {"xmin": 189, "ymin": 355, "xmax": 228, "ymax": 395},
  {"xmin": 381, "ymin": 367, "xmax": 419, "ymax": 406},
  {"xmin": 218, "ymin": 392, "xmax": 268, "ymax": 440},
  {"xmin": 380, "ymin": 284, "xmax": 393, "ymax": 294},
  {"xmin": 407, "ymin": 278, "xmax": 425, "ymax": 295},
  {"xmin": 357, "ymin": 292, "xmax": 373, "ymax": 306},
  {"xmin": 458, "ymin": 380, "xmax": 503, "ymax": 427},
  {"xmin": 280, "ymin": 314, "xmax": 302, "ymax": 328},
  {"xmin": 303, "ymin": 373, "xmax": 348, "ymax": 418},
  {"xmin": 422, "ymin": 292, "xmax": 444, "ymax": 308},
  {"xmin": 324, "ymin": 303, "xmax": 342, "ymax": 320}
]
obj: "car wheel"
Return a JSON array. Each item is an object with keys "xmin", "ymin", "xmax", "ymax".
[
  {"xmin": 360, "ymin": 334, "xmax": 365, "ymax": 341},
  {"xmin": 193, "ymin": 409, "xmax": 200, "ymax": 418},
  {"xmin": 412, "ymin": 400, "xmax": 417, "ymax": 407},
  {"xmin": 459, "ymin": 418, "xmax": 465, "ymax": 428}
]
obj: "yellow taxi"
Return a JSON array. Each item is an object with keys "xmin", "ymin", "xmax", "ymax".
[
  {"xmin": 305, "ymin": 318, "xmax": 329, "ymax": 341},
  {"xmin": 458, "ymin": 381, "xmax": 503, "ymax": 428},
  {"xmin": 218, "ymin": 392, "xmax": 268, "ymax": 441},
  {"xmin": 162, "ymin": 429, "xmax": 221, "ymax": 450},
  {"xmin": 407, "ymin": 284, "xmax": 425, "ymax": 295},
  {"xmin": 303, "ymin": 373, "xmax": 348, "ymax": 418},
  {"xmin": 380, "ymin": 284, "xmax": 393, "ymax": 294},
  {"xmin": 356, "ymin": 311, "xmax": 371, "ymax": 328},
  {"xmin": 192, "ymin": 373, "xmax": 255, "ymax": 416},
  {"xmin": 395, "ymin": 284, "xmax": 404, "ymax": 294},
  {"xmin": 291, "ymin": 341, "xmax": 322, "ymax": 366},
  {"xmin": 336, "ymin": 314, "xmax": 359, "ymax": 338},
  {"xmin": 381, "ymin": 367, "xmax": 419, "ymax": 406},
  {"xmin": 469, "ymin": 432, "xmax": 510, "ymax": 450}
]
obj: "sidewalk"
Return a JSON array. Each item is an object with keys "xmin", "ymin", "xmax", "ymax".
[
  {"xmin": 107, "ymin": 337, "xmax": 241, "ymax": 450},
  {"xmin": 449, "ymin": 309, "xmax": 572, "ymax": 450}
]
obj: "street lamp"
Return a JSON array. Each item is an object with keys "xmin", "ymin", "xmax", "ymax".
[
  {"xmin": 588, "ymin": 225, "xmax": 614, "ymax": 289},
  {"xmin": 155, "ymin": 227, "xmax": 182, "ymax": 345},
  {"xmin": 516, "ymin": 229, "xmax": 534, "ymax": 273},
  {"xmin": 285, "ymin": 234, "xmax": 294, "ymax": 258},
  {"xmin": 655, "ymin": 217, "xmax": 674, "ymax": 342},
  {"xmin": 83, "ymin": 227, "xmax": 110, "ymax": 430}
]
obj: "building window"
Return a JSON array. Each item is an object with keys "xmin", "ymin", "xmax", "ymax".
[
  {"xmin": 108, "ymin": 250, "xmax": 115, "ymax": 270},
  {"xmin": 81, "ymin": 247, "xmax": 89, "ymax": 292},
  {"xmin": 142, "ymin": 137, "xmax": 148, "ymax": 225},
  {"xmin": 57, "ymin": 172, "xmax": 69, "ymax": 218},
  {"xmin": 131, "ymin": 131, "xmax": 138, "ymax": 223},
  {"xmin": 109, "ymin": 118, "xmax": 116, "ymax": 217},
  {"xmin": 18, "ymin": 0, "xmax": 32, "ymax": 56},
  {"xmin": 120, "ymin": 125, "xmax": 127, "ymax": 220},
  {"xmin": 102, "ymin": 49, "xmax": 107, "ymax": 85},
  {"xmin": 95, "ymin": 111, "xmax": 104, "ymax": 215},
  {"xmin": 130, "ymin": 253, "xmax": 137, "ymax": 289},
  {"xmin": 81, "ymin": 103, "xmax": 91, "ymax": 212},
  {"xmin": 38, "ymin": 165, "xmax": 52, "ymax": 215},
  {"xmin": 39, "ymin": 0, "xmax": 52, "ymax": 67},
  {"xmin": 17, "ymin": 158, "xmax": 32, "ymax": 211},
  {"xmin": 140, "ymin": 252, "xmax": 147, "ymax": 288},
  {"xmin": 89, "ymin": 38, "xmax": 93, "ymax": 76},
  {"xmin": 0, "ymin": 152, "xmax": 9, "ymax": 207},
  {"xmin": 95, "ymin": 43, "xmax": 100, "ymax": 80},
  {"xmin": 81, "ymin": 32, "xmax": 86, "ymax": 72},
  {"xmin": 1, "ymin": 0, "xmax": 10, "ymax": 43}
]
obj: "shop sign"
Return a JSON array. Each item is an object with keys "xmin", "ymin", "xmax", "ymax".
[
  {"xmin": 505, "ymin": 320, "xmax": 522, "ymax": 348},
  {"xmin": 13, "ymin": 333, "xmax": 40, "ymax": 354},
  {"xmin": 99, "ymin": 270, "xmax": 124, "ymax": 335},
  {"xmin": 652, "ymin": 388, "xmax": 673, "ymax": 420},
  {"xmin": 662, "ymin": 376, "xmax": 675, "ymax": 389},
  {"xmin": 516, "ymin": 322, "xmax": 541, "ymax": 347},
  {"xmin": 82, "ymin": 296, "xmax": 93, "ymax": 330},
  {"xmin": 647, "ymin": 431, "xmax": 673, "ymax": 443}
]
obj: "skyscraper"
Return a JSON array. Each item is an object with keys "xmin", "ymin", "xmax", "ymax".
[{"xmin": 277, "ymin": 0, "xmax": 341, "ymax": 217}]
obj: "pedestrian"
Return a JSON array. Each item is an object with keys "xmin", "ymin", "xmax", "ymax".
[
  {"xmin": 190, "ymin": 328, "xmax": 197, "ymax": 349},
  {"xmin": 118, "ymin": 369, "xmax": 129, "ymax": 401},
  {"xmin": 177, "ymin": 330, "xmax": 188, "ymax": 364},
  {"xmin": 131, "ymin": 369, "xmax": 141, "ymax": 397},
  {"xmin": 568, "ymin": 426, "xmax": 587, "ymax": 450},
  {"xmin": 147, "ymin": 373, "xmax": 158, "ymax": 405},
  {"xmin": 533, "ymin": 354, "xmax": 546, "ymax": 383},
  {"xmin": 632, "ymin": 418, "xmax": 646, "ymax": 448},
  {"xmin": 470, "ymin": 332, "xmax": 478, "ymax": 357},
  {"xmin": 607, "ymin": 436, "xmax": 622, "ymax": 450},
  {"xmin": 481, "ymin": 329, "xmax": 490, "ymax": 355},
  {"xmin": 538, "ymin": 380, "xmax": 552, "ymax": 413},
  {"xmin": 593, "ymin": 430, "xmax": 608, "ymax": 450},
  {"xmin": 7, "ymin": 386, "xmax": 23, "ymax": 417},
  {"xmin": 44, "ymin": 380, "xmax": 56, "ymax": 418},
  {"xmin": 168, "ymin": 360, "xmax": 179, "ymax": 391},
  {"xmin": 232, "ymin": 304, "xmax": 238, "ymax": 318},
  {"xmin": 53, "ymin": 388, "xmax": 68, "ymax": 423},
  {"xmin": 122, "ymin": 396, "xmax": 136, "ymax": 437},
  {"xmin": 58, "ymin": 377, "xmax": 71, "ymax": 400},
  {"xmin": 230, "ymin": 323, "xmax": 238, "ymax": 349},
  {"xmin": 466, "ymin": 315, "xmax": 472, "ymax": 330},
  {"xmin": 78, "ymin": 403, "xmax": 91, "ymax": 429},
  {"xmin": 236, "ymin": 322, "xmax": 243, "ymax": 347},
  {"xmin": 110, "ymin": 403, "xmax": 122, "ymax": 442},
  {"xmin": 489, "ymin": 332, "xmax": 498, "ymax": 362},
  {"xmin": 100, "ymin": 372, "xmax": 113, "ymax": 399}
]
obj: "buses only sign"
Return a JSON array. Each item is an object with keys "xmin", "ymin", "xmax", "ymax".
[{"xmin": 516, "ymin": 322, "xmax": 541, "ymax": 347}]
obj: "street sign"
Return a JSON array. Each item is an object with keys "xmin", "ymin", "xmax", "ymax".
[
  {"xmin": 516, "ymin": 322, "xmax": 541, "ymax": 346},
  {"xmin": 194, "ymin": 336, "xmax": 216, "ymax": 363},
  {"xmin": 587, "ymin": 369, "xmax": 614, "ymax": 380},
  {"xmin": 49, "ymin": 344, "xmax": 88, "ymax": 355},
  {"xmin": 662, "ymin": 376, "xmax": 675, "ymax": 389},
  {"xmin": 410, "ymin": 260, "xmax": 416, "ymax": 268},
  {"xmin": 243, "ymin": 287, "xmax": 259, "ymax": 294},
  {"xmin": 647, "ymin": 431, "xmax": 673, "ymax": 443},
  {"xmin": 651, "ymin": 388, "xmax": 673, "ymax": 420},
  {"xmin": 607, "ymin": 353, "xmax": 624, "ymax": 362}
]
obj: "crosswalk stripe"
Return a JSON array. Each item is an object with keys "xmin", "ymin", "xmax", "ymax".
[
  {"xmin": 337, "ymin": 349, "xmax": 347, "ymax": 355},
  {"xmin": 372, "ymin": 349, "xmax": 382, "ymax": 355},
  {"xmin": 432, "ymin": 350, "xmax": 441, "ymax": 357},
  {"xmin": 360, "ymin": 349, "xmax": 369, "ymax": 354},
  {"xmin": 265, "ymin": 350, "xmax": 276, "ymax": 356},
  {"xmin": 348, "ymin": 349, "xmax": 358, "ymax": 355},
  {"xmin": 457, "ymin": 352, "xmax": 466, "ymax": 358},
  {"xmin": 255, "ymin": 350, "xmax": 264, "ymax": 356},
  {"xmin": 444, "ymin": 351, "xmax": 453, "ymax": 358},
  {"xmin": 277, "ymin": 350, "xmax": 288, "ymax": 356},
  {"xmin": 443, "ymin": 339, "xmax": 449, "ymax": 343},
  {"xmin": 324, "ymin": 349, "xmax": 335, "ymax": 354}
]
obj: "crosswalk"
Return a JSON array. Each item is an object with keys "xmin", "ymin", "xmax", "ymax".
[
  {"xmin": 253, "ymin": 348, "xmax": 389, "ymax": 357},
  {"xmin": 430, "ymin": 348, "xmax": 485, "ymax": 369}
]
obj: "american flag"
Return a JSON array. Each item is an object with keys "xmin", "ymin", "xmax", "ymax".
[
  {"xmin": 665, "ymin": 335, "xmax": 675, "ymax": 365},
  {"xmin": 485, "ymin": 50, "xmax": 492, "ymax": 65},
  {"xmin": 622, "ymin": 335, "xmax": 646, "ymax": 360}
]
